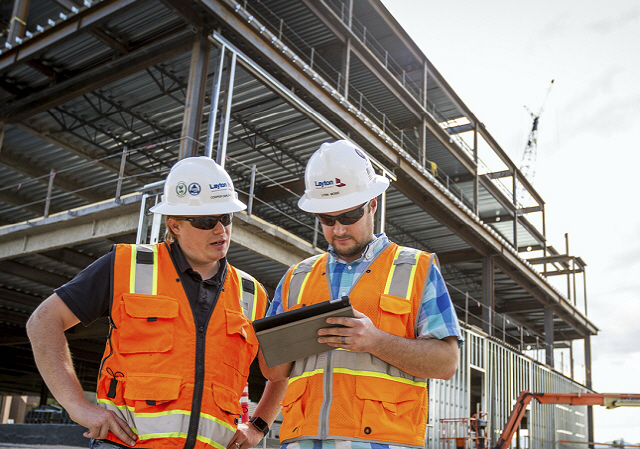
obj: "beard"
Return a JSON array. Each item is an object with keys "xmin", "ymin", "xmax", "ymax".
[{"xmin": 330, "ymin": 235, "xmax": 371, "ymax": 261}]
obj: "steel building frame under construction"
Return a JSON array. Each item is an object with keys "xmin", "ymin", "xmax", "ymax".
[{"xmin": 0, "ymin": 0, "xmax": 596, "ymax": 447}]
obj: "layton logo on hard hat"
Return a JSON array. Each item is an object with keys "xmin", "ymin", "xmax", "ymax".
[
  {"xmin": 188, "ymin": 183, "xmax": 201, "ymax": 196},
  {"xmin": 209, "ymin": 182, "xmax": 228, "ymax": 191},
  {"xmin": 315, "ymin": 178, "xmax": 346, "ymax": 189},
  {"xmin": 176, "ymin": 181, "xmax": 187, "ymax": 197}
]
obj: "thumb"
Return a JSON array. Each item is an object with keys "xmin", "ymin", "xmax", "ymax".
[{"xmin": 352, "ymin": 308, "xmax": 366, "ymax": 318}]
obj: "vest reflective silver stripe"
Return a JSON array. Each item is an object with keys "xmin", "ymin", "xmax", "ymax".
[
  {"xmin": 289, "ymin": 350, "xmax": 426, "ymax": 387},
  {"xmin": 287, "ymin": 254, "xmax": 323, "ymax": 309},
  {"xmin": 130, "ymin": 244, "xmax": 158, "ymax": 295},
  {"xmin": 384, "ymin": 246, "xmax": 420, "ymax": 298},
  {"xmin": 235, "ymin": 268, "xmax": 258, "ymax": 321},
  {"xmin": 98, "ymin": 400, "xmax": 234, "ymax": 448}
]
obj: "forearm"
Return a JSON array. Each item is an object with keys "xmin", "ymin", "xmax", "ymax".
[
  {"xmin": 368, "ymin": 333, "xmax": 459, "ymax": 379},
  {"xmin": 27, "ymin": 297, "xmax": 89, "ymax": 414},
  {"xmin": 251, "ymin": 379, "xmax": 287, "ymax": 426},
  {"xmin": 258, "ymin": 350, "xmax": 292, "ymax": 382}
]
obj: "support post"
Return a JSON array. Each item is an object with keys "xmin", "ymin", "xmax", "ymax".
[
  {"xmin": 206, "ymin": 44, "xmax": 227, "ymax": 158},
  {"xmin": 342, "ymin": 38, "xmax": 351, "ymax": 99},
  {"xmin": 544, "ymin": 306, "xmax": 554, "ymax": 366},
  {"xmin": 585, "ymin": 335, "xmax": 594, "ymax": 448},
  {"xmin": 473, "ymin": 122, "xmax": 479, "ymax": 215},
  {"xmin": 482, "ymin": 256, "xmax": 494, "ymax": 336},
  {"xmin": 179, "ymin": 33, "xmax": 211, "ymax": 160},
  {"xmin": 44, "ymin": 169, "xmax": 55, "ymax": 218},
  {"xmin": 216, "ymin": 51, "xmax": 237, "ymax": 168},
  {"xmin": 247, "ymin": 164, "xmax": 256, "ymax": 217},
  {"xmin": 115, "ymin": 146, "xmax": 128, "ymax": 202},
  {"xmin": 7, "ymin": 0, "xmax": 30, "ymax": 46}
]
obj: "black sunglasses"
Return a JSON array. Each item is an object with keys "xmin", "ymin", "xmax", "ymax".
[
  {"xmin": 316, "ymin": 202, "xmax": 369, "ymax": 226},
  {"xmin": 176, "ymin": 214, "xmax": 233, "ymax": 230}
]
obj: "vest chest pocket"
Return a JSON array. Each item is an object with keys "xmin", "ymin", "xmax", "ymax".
[
  {"xmin": 222, "ymin": 310, "xmax": 259, "ymax": 388},
  {"xmin": 378, "ymin": 294, "xmax": 412, "ymax": 337},
  {"xmin": 119, "ymin": 294, "xmax": 179, "ymax": 353}
]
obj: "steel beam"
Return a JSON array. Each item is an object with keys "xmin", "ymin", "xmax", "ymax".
[
  {"xmin": 544, "ymin": 306, "xmax": 555, "ymax": 366},
  {"xmin": 179, "ymin": 33, "xmax": 211, "ymax": 159},
  {"xmin": 482, "ymin": 256, "xmax": 494, "ymax": 335},
  {"xmin": 1, "ymin": 27, "xmax": 194, "ymax": 123},
  {"xmin": 6, "ymin": 0, "xmax": 30, "ymax": 47}
]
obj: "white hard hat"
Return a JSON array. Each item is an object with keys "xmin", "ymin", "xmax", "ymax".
[
  {"xmin": 298, "ymin": 140, "xmax": 389, "ymax": 213},
  {"xmin": 149, "ymin": 156, "xmax": 246, "ymax": 215}
]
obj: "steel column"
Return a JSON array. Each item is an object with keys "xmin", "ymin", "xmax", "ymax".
[
  {"xmin": 473, "ymin": 122, "xmax": 479, "ymax": 215},
  {"xmin": 482, "ymin": 256, "xmax": 494, "ymax": 335},
  {"xmin": 342, "ymin": 38, "xmax": 351, "ymax": 99},
  {"xmin": 179, "ymin": 33, "xmax": 211, "ymax": 159},
  {"xmin": 585, "ymin": 335, "xmax": 594, "ymax": 447},
  {"xmin": 216, "ymin": 51, "xmax": 237, "ymax": 167},
  {"xmin": 544, "ymin": 306, "xmax": 554, "ymax": 366},
  {"xmin": 7, "ymin": 0, "xmax": 30, "ymax": 46},
  {"xmin": 205, "ymin": 44, "xmax": 226, "ymax": 158}
]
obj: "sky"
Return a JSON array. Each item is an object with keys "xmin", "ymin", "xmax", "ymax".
[{"xmin": 381, "ymin": 0, "xmax": 640, "ymax": 444}]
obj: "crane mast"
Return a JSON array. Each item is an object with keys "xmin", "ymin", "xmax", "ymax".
[{"xmin": 518, "ymin": 79, "xmax": 554, "ymax": 204}]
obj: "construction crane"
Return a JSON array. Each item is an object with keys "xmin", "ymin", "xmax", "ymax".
[
  {"xmin": 493, "ymin": 390, "xmax": 640, "ymax": 449},
  {"xmin": 518, "ymin": 79, "xmax": 554, "ymax": 204}
]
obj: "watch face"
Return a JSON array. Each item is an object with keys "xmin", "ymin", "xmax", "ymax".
[{"xmin": 250, "ymin": 416, "xmax": 269, "ymax": 434}]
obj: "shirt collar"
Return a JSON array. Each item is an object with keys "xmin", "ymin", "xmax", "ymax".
[{"xmin": 327, "ymin": 233, "xmax": 390, "ymax": 265}]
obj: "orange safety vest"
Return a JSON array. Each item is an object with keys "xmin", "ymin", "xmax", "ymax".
[
  {"xmin": 96, "ymin": 243, "xmax": 266, "ymax": 449},
  {"xmin": 279, "ymin": 243, "xmax": 433, "ymax": 447}
]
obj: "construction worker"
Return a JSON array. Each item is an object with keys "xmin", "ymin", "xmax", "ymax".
[
  {"xmin": 259, "ymin": 140, "xmax": 463, "ymax": 448},
  {"xmin": 27, "ymin": 157, "xmax": 286, "ymax": 449}
]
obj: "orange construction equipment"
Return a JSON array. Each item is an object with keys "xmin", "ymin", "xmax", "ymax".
[
  {"xmin": 494, "ymin": 391, "xmax": 640, "ymax": 449},
  {"xmin": 441, "ymin": 412, "xmax": 490, "ymax": 449}
]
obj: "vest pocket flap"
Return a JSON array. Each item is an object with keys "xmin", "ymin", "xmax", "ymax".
[
  {"xmin": 212, "ymin": 383, "xmax": 242, "ymax": 415},
  {"xmin": 124, "ymin": 374, "xmax": 181, "ymax": 402},
  {"xmin": 123, "ymin": 294, "xmax": 179, "ymax": 318},
  {"xmin": 281, "ymin": 378, "xmax": 308, "ymax": 407},
  {"xmin": 225, "ymin": 310, "xmax": 258, "ymax": 345},
  {"xmin": 379, "ymin": 294, "xmax": 412, "ymax": 315},
  {"xmin": 355, "ymin": 377, "xmax": 419, "ymax": 404}
]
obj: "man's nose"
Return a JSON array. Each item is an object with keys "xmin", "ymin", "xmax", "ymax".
[{"xmin": 332, "ymin": 222, "xmax": 347, "ymax": 235}]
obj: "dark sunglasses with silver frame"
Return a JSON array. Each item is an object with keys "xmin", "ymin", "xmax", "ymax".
[
  {"xmin": 172, "ymin": 214, "xmax": 233, "ymax": 230},
  {"xmin": 315, "ymin": 201, "xmax": 370, "ymax": 226}
]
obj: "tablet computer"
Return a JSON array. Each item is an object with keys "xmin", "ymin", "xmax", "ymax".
[{"xmin": 253, "ymin": 296, "xmax": 353, "ymax": 367}]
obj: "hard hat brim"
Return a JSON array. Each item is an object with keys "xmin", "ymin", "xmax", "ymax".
[
  {"xmin": 298, "ymin": 175, "xmax": 389, "ymax": 214},
  {"xmin": 150, "ymin": 198, "xmax": 247, "ymax": 216}
]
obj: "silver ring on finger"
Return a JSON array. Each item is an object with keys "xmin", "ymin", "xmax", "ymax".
[
  {"xmin": 235, "ymin": 443, "xmax": 240, "ymax": 449},
  {"xmin": 341, "ymin": 336, "xmax": 346, "ymax": 345}
]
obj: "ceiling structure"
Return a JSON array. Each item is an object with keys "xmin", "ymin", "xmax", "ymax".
[{"xmin": 0, "ymin": 0, "xmax": 594, "ymax": 398}]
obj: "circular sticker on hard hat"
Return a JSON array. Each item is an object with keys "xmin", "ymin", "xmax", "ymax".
[
  {"xmin": 354, "ymin": 147, "xmax": 366, "ymax": 160},
  {"xmin": 176, "ymin": 181, "xmax": 187, "ymax": 197},
  {"xmin": 188, "ymin": 183, "xmax": 201, "ymax": 196}
]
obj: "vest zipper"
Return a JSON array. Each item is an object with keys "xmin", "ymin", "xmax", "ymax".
[{"xmin": 184, "ymin": 267, "xmax": 226, "ymax": 449}]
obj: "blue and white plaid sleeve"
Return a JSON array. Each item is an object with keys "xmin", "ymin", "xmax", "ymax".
[
  {"xmin": 266, "ymin": 276, "xmax": 286, "ymax": 317},
  {"xmin": 416, "ymin": 259, "xmax": 463, "ymax": 342}
]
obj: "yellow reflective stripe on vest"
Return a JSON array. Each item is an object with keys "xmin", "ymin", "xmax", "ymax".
[
  {"xmin": 289, "ymin": 368, "xmax": 324, "ymax": 384},
  {"xmin": 98, "ymin": 399, "xmax": 234, "ymax": 448},
  {"xmin": 235, "ymin": 268, "xmax": 258, "ymax": 321},
  {"xmin": 130, "ymin": 244, "xmax": 158, "ymax": 295},
  {"xmin": 384, "ymin": 246, "xmax": 420, "ymax": 298},
  {"xmin": 333, "ymin": 367, "xmax": 427, "ymax": 388},
  {"xmin": 287, "ymin": 254, "xmax": 323, "ymax": 309}
]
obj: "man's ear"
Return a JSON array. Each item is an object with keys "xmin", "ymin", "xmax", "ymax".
[
  {"xmin": 166, "ymin": 217, "xmax": 181, "ymax": 235},
  {"xmin": 369, "ymin": 197, "xmax": 378, "ymax": 214}
]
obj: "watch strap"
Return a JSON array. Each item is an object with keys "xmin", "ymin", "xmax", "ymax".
[{"xmin": 249, "ymin": 416, "xmax": 269, "ymax": 436}]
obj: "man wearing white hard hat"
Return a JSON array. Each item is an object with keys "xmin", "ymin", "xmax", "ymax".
[
  {"xmin": 260, "ymin": 140, "xmax": 462, "ymax": 449},
  {"xmin": 28, "ymin": 157, "xmax": 286, "ymax": 449}
]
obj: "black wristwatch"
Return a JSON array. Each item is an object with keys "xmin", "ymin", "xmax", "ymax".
[{"xmin": 249, "ymin": 416, "xmax": 269, "ymax": 437}]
